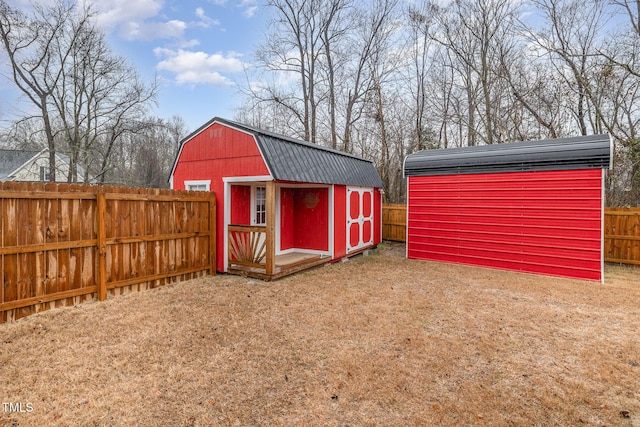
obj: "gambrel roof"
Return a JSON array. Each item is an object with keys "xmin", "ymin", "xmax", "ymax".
[
  {"xmin": 404, "ymin": 134, "xmax": 612, "ymax": 177},
  {"xmin": 171, "ymin": 117, "xmax": 384, "ymax": 188}
]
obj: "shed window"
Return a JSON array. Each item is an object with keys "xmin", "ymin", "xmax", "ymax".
[
  {"xmin": 254, "ymin": 186, "xmax": 266, "ymax": 225},
  {"xmin": 184, "ymin": 180, "xmax": 210, "ymax": 191}
]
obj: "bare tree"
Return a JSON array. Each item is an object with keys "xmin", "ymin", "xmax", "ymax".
[
  {"xmin": 429, "ymin": 0, "xmax": 522, "ymax": 145},
  {"xmin": 364, "ymin": 0, "xmax": 401, "ymax": 197},
  {"xmin": 97, "ymin": 116, "xmax": 188, "ymax": 187},
  {"xmin": 237, "ymin": 0, "xmax": 639, "ymax": 203},
  {"xmin": 0, "ymin": 0, "xmax": 157, "ymax": 183},
  {"xmin": 340, "ymin": 0, "xmax": 398, "ymax": 153},
  {"xmin": 0, "ymin": 0, "xmax": 80, "ymax": 181},
  {"xmin": 527, "ymin": 0, "xmax": 640, "ymax": 204},
  {"xmin": 528, "ymin": 0, "xmax": 611, "ymax": 135},
  {"xmin": 319, "ymin": 0, "xmax": 351, "ymax": 149},
  {"xmin": 166, "ymin": 115, "xmax": 188, "ymax": 156},
  {"xmin": 255, "ymin": 0, "xmax": 328, "ymax": 143},
  {"xmin": 405, "ymin": 4, "xmax": 436, "ymax": 151},
  {"xmin": 599, "ymin": 0, "xmax": 640, "ymax": 77},
  {"xmin": 56, "ymin": 15, "xmax": 157, "ymax": 183}
]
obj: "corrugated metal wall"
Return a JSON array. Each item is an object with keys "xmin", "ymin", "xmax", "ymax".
[{"xmin": 407, "ymin": 169, "xmax": 604, "ymax": 281}]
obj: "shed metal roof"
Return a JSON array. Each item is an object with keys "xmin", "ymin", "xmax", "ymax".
[
  {"xmin": 173, "ymin": 117, "xmax": 384, "ymax": 188},
  {"xmin": 403, "ymin": 134, "xmax": 612, "ymax": 177}
]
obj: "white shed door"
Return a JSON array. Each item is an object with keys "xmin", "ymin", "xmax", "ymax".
[{"xmin": 346, "ymin": 187, "xmax": 374, "ymax": 254}]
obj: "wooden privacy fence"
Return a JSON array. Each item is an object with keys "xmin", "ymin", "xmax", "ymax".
[
  {"xmin": 1, "ymin": 182, "xmax": 215, "ymax": 323},
  {"xmin": 382, "ymin": 204, "xmax": 407, "ymax": 242},
  {"xmin": 383, "ymin": 204, "xmax": 640, "ymax": 266},
  {"xmin": 604, "ymin": 208, "xmax": 640, "ymax": 265}
]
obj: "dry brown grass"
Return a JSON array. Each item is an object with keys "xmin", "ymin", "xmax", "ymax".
[{"xmin": 1, "ymin": 242, "xmax": 639, "ymax": 427}]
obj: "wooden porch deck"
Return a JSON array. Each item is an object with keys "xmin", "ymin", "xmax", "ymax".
[{"xmin": 228, "ymin": 252, "xmax": 330, "ymax": 281}]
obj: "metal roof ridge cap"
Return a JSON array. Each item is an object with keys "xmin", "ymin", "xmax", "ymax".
[{"xmin": 406, "ymin": 134, "xmax": 611, "ymax": 160}]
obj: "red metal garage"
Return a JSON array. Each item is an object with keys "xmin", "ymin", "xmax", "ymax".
[
  {"xmin": 169, "ymin": 117, "xmax": 383, "ymax": 280},
  {"xmin": 403, "ymin": 135, "xmax": 612, "ymax": 282}
]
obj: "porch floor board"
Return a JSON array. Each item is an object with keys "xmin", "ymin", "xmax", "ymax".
[{"xmin": 228, "ymin": 252, "xmax": 330, "ymax": 281}]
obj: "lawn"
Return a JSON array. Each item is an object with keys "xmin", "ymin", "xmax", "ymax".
[{"xmin": 1, "ymin": 242, "xmax": 639, "ymax": 426}]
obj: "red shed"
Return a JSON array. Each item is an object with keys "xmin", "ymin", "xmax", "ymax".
[
  {"xmin": 170, "ymin": 117, "xmax": 383, "ymax": 280},
  {"xmin": 403, "ymin": 135, "xmax": 612, "ymax": 282}
]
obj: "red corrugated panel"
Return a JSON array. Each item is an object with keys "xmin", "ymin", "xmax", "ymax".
[{"xmin": 407, "ymin": 169, "xmax": 604, "ymax": 281}]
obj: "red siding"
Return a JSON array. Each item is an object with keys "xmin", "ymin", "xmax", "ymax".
[
  {"xmin": 279, "ymin": 187, "xmax": 329, "ymax": 252},
  {"xmin": 407, "ymin": 169, "xmax": 603, "ymax": 281},
  {"xmin": 279, "ymin": 188, "xmax": 295, "ymax": 251},
  {"xmin": 293, "ymin": 188, "xmax": 329, "ymax": 251},
  {"xmin": 374, "ymin": 189, "xmax": 382, "ymax": 245},
  {"xmin": 230, "ymin": 185, "xmax": 251, "ymax": 225},
  {"xmin": 172, "ymin": 123, "xmax": 270, "ymax": 271}
]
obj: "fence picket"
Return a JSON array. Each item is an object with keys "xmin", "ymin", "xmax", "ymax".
[
  {"xmin": 1, "ymin": 183, "xmax": 215, "ymax": 322},
  {"xmin": 604, "ymin": 207, "xmax": 640, "ymax": 265}
]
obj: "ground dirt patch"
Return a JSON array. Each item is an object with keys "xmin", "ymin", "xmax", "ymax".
[{"xmin": 1, "ymin": 242, "xmax": 639, "ymax": 426}]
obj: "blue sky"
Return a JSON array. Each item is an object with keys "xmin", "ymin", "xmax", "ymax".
[{"xmin": 0, "ymin": 0, "xmax": 270, "ymax": 133}]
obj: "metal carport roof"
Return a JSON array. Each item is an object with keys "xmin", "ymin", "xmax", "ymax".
[{"xmin": 403, "ymin": 134, "xmax": 612, "ymax": 177}]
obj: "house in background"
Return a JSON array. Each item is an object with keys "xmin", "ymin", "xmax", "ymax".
[
  {"xmin": 0, "ymin": 148, "xmax": 87, "ymax": 182},
  {"xmin": 170, "ymin": 117, "xmax": 384, "ymax": 280},
  {"xmin": 403, "ymin": 134, "xmax": 612, "ymax": 282}
]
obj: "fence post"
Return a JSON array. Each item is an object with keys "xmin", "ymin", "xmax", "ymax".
[
  {"xmin": 209, "ymin": 192, "xmax": 216, "ymax": 276},
  {"xmin": 96, "ymin": 193, "xmax": 107, "ymax": 301}
]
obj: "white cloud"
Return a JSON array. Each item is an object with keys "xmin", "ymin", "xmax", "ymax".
[
  {"xmin": 154, "ymin": 48, "xmax": 248, "ymax": 86},
  {"xmin": 239, "ymin": 0, "xmax": 258, "ymax": 18},
  {"xmin": 85, "ymin": 0, "xmax": 163, "ymax": 30},
  {"xmin": 195, "ymin": 6, "xmax": 221, "ymax": 28},
  {"xmin": 244, "ymin": 6, "xmax": 258, "ymax": 18},
  {"xmin": 180, "ymin": 39, "xmax": 202, "ymax": 49},
  {"xmin": 82, "ymin": 0, "xmax": 191, "ymax": 41},
  {"xmin": 119, "ymin": 19, "xmax": 187, "ymax": 41}
]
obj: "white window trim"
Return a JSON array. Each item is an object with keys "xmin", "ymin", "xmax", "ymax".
[
  {"xmin": 251, "ymin": 184, "xmax": 267, "ymax": 226},
  {"xmin": 184, "ymin": 180, "xmax": 211, "ymax": 191}
]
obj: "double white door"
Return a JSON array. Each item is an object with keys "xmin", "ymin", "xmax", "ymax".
[{"xmin": 346, "ymin": 187, "xmax": 374, "ymax": 253}]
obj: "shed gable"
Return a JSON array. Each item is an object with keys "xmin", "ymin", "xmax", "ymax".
[{"xmin": 172, "ymin": 122, "xmax": 270, "ymax": 186}]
